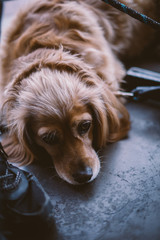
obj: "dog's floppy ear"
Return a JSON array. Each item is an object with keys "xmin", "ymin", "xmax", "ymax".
[
  {"xmin": 23, "ymin": 120, "xmax": 50, "ymax": 163},
  {"xmin": 88, "ymin": 99, "xmax": 109, "ymax": 150},
  {"xmin": 104, "ymin": 87, "xmax": 130, "ymax": 143},
  {"xmin": 2, "ymin": 117, "xmax": 49, "ymax": 165},
  {"xmin": 106, "ymin": 96, "xmax": 130, "ymax": 143},
  {"xmin": 89, "ymin": 87, "xmax": 130, "ymax": 150},
  {"xmin": 1, "ymin": 118, "xmax": 35, "ymax": 165}
]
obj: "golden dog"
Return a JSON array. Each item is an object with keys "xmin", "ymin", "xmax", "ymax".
[{"xmin": 0, "ymin": 0, "xmax": 158, "ymax": 184}]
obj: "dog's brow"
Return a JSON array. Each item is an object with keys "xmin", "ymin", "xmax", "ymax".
[
  {"xmin": 37, "ymin": 127, "xmax": 58, "ymax": 136},
  {"xmin": 71, "ymin": 113, "xmax": 92, "ymax": 125}
]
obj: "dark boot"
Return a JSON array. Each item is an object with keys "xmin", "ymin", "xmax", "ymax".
[{"xmin": 0, "ymin": 142, "xmax": 56, "ymax": 240}]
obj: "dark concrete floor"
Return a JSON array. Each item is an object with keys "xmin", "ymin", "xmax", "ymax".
[
  {"xmin": 1, "ymin": 1, "xmax": 160, "ymax": 240},
  {"xmin": 25, "ymin": 99, "xmax": 160, "ymax": 240}
]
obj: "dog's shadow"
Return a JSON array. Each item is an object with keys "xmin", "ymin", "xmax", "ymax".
[
  {"xmin": 23, "ymin": 142, "xmax": 122, "ymax": 200},
  {"xmin": 23, "ymin": 159, "xmax": 96, "ymax": 204},
  {"xmin": 25, "ymin": 157, "xmax": 96, "ymax": 198}
]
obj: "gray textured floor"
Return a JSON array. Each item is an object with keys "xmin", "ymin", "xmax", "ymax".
[
  {"xmin": 26, "ymin": 100, "xmax": 160, "ymax": 240},
  {"xmin": 1, "ymin": 1, "xmax": 160, "ymax": 240}
]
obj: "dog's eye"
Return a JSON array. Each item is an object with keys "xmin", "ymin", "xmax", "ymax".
[
  {"xmin": 41, "ymin": 131, "xmax": 59, "ymax": 145},
  {"xmin": 78, "ymin": 120, "xmax": 91, "ymax": 135}
]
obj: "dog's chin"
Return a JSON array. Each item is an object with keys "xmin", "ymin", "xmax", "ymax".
[{"xmin": 54, "ymin": 158, "xmax": 100, "ymax": 185}]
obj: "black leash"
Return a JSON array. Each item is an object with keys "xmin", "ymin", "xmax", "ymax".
[
  {"xmin": 102, "ymin": 0, "xmax": 160, "ymax": 101},
  {"xmin": 102, "ymin": 0, "xmax": 160, "ymax": 30}
]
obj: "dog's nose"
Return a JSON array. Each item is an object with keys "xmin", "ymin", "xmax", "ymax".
[{"xmin": 72, "ymin": 167, "xmax": 93, "ymax": 184}]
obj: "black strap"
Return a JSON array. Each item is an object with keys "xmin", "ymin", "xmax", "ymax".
[{"xmin": 102, "ymin": 0, "xmax": 160, "ymax": 30}]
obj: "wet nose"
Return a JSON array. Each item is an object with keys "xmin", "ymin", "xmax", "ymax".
[{"xmin": 72, "ymin": 167, "xmax": 93, "ymax": 184}]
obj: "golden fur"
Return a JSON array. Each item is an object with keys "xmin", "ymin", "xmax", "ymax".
[{"xmin": 0, "ymin": 0, "xmax": 158, "ymax": 184}]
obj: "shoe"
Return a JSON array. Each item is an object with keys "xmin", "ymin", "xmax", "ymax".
[
  {"xmin": 0, "ymin": 142, "xmax": 56, "ymax": 240},
  {"xmin": 0, "ymin": 142, "xmax": 28, "ymax": 201}
]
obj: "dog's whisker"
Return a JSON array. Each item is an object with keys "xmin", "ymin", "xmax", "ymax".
[{"xmin": 50, "ymin": 174, "xmax": 59, "ymax": 180}]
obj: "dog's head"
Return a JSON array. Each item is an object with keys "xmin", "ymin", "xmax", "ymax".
[{"xmin": 2, "ymin": 50, "xmax": 130, "ymax": 184}]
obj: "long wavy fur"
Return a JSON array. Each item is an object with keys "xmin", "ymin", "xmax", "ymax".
[{"xmin": 0, "ymin": 0, "xmax": 157, "ymax": 166}]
